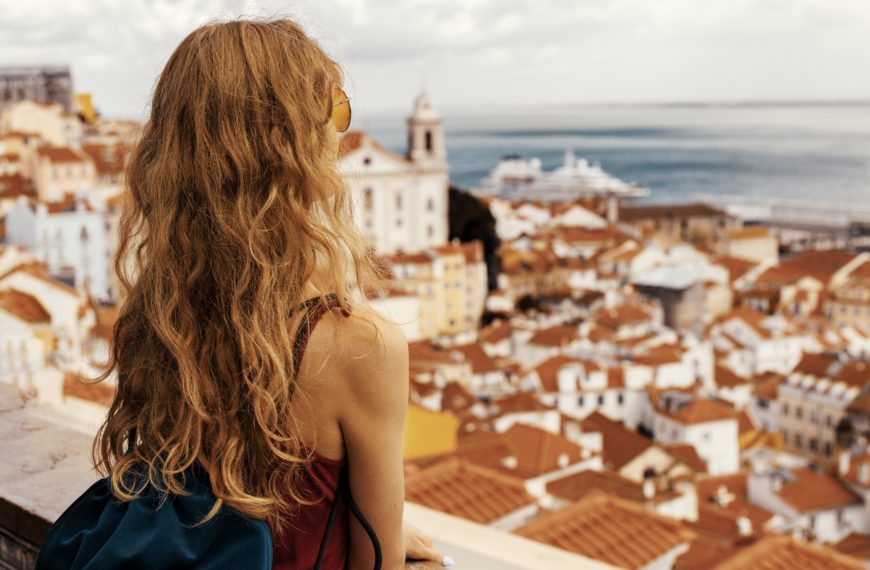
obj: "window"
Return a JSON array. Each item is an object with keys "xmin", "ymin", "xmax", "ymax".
[
  {"xmin": 809, "ymin": 438, "xmax": 818, "ymax": 452},
  {"xmin": 597, "ymin": 394, "xmax": 604, "ymax": 406},
  {"xmin": 796, "ymin": 406, "xmax": 803, "ymax": 420},
  {"xmin": 825, "ymin": 442, "xmax": 833, "ymax": 457},
  {"xmin": 783, "ymin": 403, "xmax": 789, "ymax": 415},
  {"xmin": 826, "ymin": 415, "xmax": 833, "ymax": 428},
  {"xmin": 425, "ymin": 130, "xmax": 433, "ymax": 151},
  {"xmin": 617, "ymin": 394, "xmax": 624, "ymax": 405},
  {"xmin": 427, "ymin": 224, "xmax": 434, "ymax": 238},
  {"xmin": 783, "ymin": 430, "xmax": 789, "ymax": 443},
  {"xmin": 396, "ymin": 218, "xmax": 402, "ymax": 227},
  {"xmin": 578, "ymin": 396, "xmax": 584, "ymax": 407},
  {"xmin": 396, "ymin": 193, "xmax": 403, "ymax": 209},
  {"xmin": 810, "ymin": 411, "xmax": 817, "ymax": 424},
  {"xmin": 364, "ymin": 188, "xmax": 373, "ymax": 210},
  {"xmin": 426, "ymin": 198, "xmax": 434, "ymax": 212},
  {"xmin": 795, "ymin": 434, "xmax": 802, "ymax": 448}
]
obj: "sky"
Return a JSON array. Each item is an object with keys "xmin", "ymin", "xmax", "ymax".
[{"xmin": 1, "ymin": 0, "xmax": 869, "ymax": 120}]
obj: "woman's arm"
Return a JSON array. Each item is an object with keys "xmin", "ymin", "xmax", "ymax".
[{"xmin": 338, "ymin": 311, "xmax": 410, "ymax": 570}]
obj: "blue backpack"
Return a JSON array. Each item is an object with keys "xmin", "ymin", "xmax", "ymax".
[
  {"xmin": 36, "ymin": 294, "xmax": 381, "ymax": 569},
  {"xmin": 35, "ymin": 461, "xmax": 273, "ymax": 569}
]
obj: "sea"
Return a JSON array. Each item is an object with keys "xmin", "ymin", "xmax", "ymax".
[{"xmin": 363, "ymin": 102, "xmax": 870, "ymax": 208}]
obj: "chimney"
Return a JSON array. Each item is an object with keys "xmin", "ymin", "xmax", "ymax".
[
  {"xmin": 643, "ymin": 479, "xmax": 656, "ymax": 500},
  {"xmin": 840, "ymin": 452, "xmax": 851, "ymax": 476},
  {"xmin": 736, "ymin": 515, "xmax": 753, "ymax": 537},
  {"xmin": 860, "ymin": 462, "xmax": 869, "ymax": 485},
  {"xmin": 771, "ymin": 474, "xmax": 782, "ymax": 492}
]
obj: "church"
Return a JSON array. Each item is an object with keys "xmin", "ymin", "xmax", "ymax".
[{"xmin": 337, "ymin": 92, "xmax": 449, "ymax": 255}]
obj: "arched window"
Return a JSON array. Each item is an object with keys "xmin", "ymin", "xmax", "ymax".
[{"xmin": 425, "ymin": 130, "xmax": 433, "ymax": 152}]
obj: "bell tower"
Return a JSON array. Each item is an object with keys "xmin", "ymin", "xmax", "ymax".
[{"xmin": 406, "ymin": 92, "xmax": 447, "ymax": 171}]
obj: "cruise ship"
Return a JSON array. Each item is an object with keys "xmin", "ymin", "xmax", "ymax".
[{"xmin": 470, "ymin": 149, "xmax": 650, "ymax": 202}]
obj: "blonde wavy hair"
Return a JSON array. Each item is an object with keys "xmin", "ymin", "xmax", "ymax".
[{"xmin": 92, "ymin": 17, "xmax": 386, "ymax": 533}]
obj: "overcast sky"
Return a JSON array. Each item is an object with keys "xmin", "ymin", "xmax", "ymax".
[{"xmin": 2, "ymin": 0, "xmax": 869, "ymax": 120}]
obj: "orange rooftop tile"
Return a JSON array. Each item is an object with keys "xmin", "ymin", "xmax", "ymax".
[
  {"xmin": 514, "ymin": 490, "xmax": 695, "ymax": 569},
  {"xmin": 404, "ymin": 456, "xmax": 535, "ymax": 525}
]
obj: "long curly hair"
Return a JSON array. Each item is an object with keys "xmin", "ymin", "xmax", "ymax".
[{"xmin": 92, "ymin": 17, "xmax": 386, "ymax": 533}]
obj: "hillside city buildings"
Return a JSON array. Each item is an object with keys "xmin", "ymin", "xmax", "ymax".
[{"xmin": 2, "ymin": 79, "xmax": 870, "ymax": 569}]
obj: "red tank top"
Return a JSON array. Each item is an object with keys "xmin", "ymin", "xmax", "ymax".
[{"xmin": 272, "ymin": 293, "xmax": 353, "ymax": 570}]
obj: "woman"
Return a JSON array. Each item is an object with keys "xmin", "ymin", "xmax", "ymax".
[{"xmin": 93, "ymin": 17, "xmax": 449, "ymax": 569}]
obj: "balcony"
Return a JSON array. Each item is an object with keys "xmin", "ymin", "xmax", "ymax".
[{"xmin": 0, "ymin": 383, "xmax": 614, "ymax": 569}]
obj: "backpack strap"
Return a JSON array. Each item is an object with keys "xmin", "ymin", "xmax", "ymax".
[{"xmin": 313, "ymin": 467, "xmax": 382, "ymax": 570}]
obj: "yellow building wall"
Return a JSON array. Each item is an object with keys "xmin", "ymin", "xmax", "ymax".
[{"xmin": 403, "ymin": 404, "xmax": 460, "ymax": 460}]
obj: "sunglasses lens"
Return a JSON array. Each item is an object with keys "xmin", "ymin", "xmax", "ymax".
[{"xmin": 332, "ymin": 86, "xmax": 351, "ymax": 132}]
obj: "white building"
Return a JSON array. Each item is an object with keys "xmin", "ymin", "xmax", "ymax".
[
  {"xmin": 4, "ymin": 195, "xmax": 108, "ymax": 302},
  {"xmin": 647, "ymin": 392, "xmax": 740, "ymax": 475},
  {"xmin": 337, "ymin": 93, "xmax": 448, "ymax": 256}
]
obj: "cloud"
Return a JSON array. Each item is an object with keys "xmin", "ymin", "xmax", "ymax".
[{"xmin": 0, "ymin": 0, "xmax": 868, "ymax": 118}]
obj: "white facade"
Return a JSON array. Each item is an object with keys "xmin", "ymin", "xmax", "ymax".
[
  {"xmin": 5, "ymin": 195, "xmax": 108, "ymax": 302},
  {"xmin": 338, "ymin": 93, "xmax": 448, "ymax": 256}
]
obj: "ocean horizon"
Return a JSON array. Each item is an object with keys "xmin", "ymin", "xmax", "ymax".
[{"xmin": 361, "ymin": 101, "xmax": 870, "ymax": 208}]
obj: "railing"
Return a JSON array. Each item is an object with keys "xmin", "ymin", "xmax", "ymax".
[{"xmin": 0, "ymin": 384, "xmax": 615, "ymax": 569}]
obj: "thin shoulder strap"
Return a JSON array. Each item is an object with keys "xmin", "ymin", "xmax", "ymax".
[
  {"xmin": 290, "ymin": 293, "xmax": 351, "ymax": 392},
  {"xmin": 313, "ymin": 468, "xmax": 382, "ymax": 570}
]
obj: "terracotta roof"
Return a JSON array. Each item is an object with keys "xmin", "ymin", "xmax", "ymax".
[
  {"xmin": 714, "ymin": 365, "xmax": 750, "ymax": 389},
  {"xmin": 834, "ymin": 533, "xmax": 870, "ymax": 561},
  {"xmin": 80, "ymin": 142, "xmax": 129, "ymax": 176},
  {"xmin": 0, "ymin": 173, "xmax": 34, "ymax": 199},
  {"xmin": 527, "ymin": 324, "xmax": 579, "ymax": 348},
  {"xmin": 716, "ymin": 534, "xmax": 864, "ymax": 570},
  {"xmin": 580, "ymin": 412, "xmax": 654, "ymax": 470},
  {"xmin": 450, "ymin": 343, "xmax": 499, "ymax": 375},
  {"xmin": 0, "ymin": 288, "xmax": 51, "ymax": 323},
  {"xmin": 546, "ymin": 469, "xmax": 645, "ymax": 503},
  {"xmin": 633, "ymin": 344, "xmax": 683, "ymax": 366},
  {"xmin": 408, "ymin": 340, "xmax": 464, "ymax": 366},
  {"xmin": 834, "ymin": 361, "xmax": 870, "ymax": 390},
  {"xmin": 384, "ymin": 250, "xmax": 433, "ymax": 265},
  {"xmin": 495, "ymin": 423, "xmax": 588, "ymax": 478},
  {"xmin": 0, "ymin": 261, "xmax": 79, "ymax": 296},
  {"xmin": 607, "ymin": 367, "xmax": 625, "ymax": 389},
  {"xmin": 63, "ymin": 372, "xmax": 114, "ymax": 406},
  {"xmin": 594, "ymin": 302, "xmax": 653, "ymax": 330},
  {"xmin": 658, "ymin": 398, "xmax": 738, "ymax": 425},
  {"xmin": 847, "ymin": 392, "xmax": 870, "ymax": 415},
  {"xmin": 35, "ymin": 146, "xmax": 88, "ymax": 163},
  {"xmin": 337, "ymin": 130, "xmax": 411, "ymax": 164},
  {"xmin": 736, "ymin": 410, "xmax": 755, "ymax": 436},
  {"xmin": 774, "ymin": 467, "xmax": 862, "ymax": 513},
  {"xmin": 713, "ymin": 256, "xmax": 758, "ymax": 283},
  {"xmin": 752, "ymin": 372, "xmax": 784, "ymax": 400},
  {"xmin": 533, "ymin": 355, "xmax": 583, "ymax": 392},
  {"xmin": 793, "ymin": 352, "xmax": 839, "ymax": 377},
  {"xmin": 490, "ymin": 391, "xmax": 553, "ymax": 416},
  {"xmin": 478, "ymin": 320, "xmax": 513, "ymax": 344},
  {"xmin": 440, "ymin": 381, "xmax": 477, "ymax": 414},
  {"xmin": 619, "ymin": 202, "xmax": 726, "ymax": 221},
  {"xmin": 404, "ymin": 456, "xmax": 535, "ymax": 524},
  {"xmin": 514, "ymin": 490, "xmax": 695, "ymax": 569},
  {"xmin": 756, "ymin": 249, "xmax": 858, "ymax": 287},
  {"xmin": 665, "ymin": 443, "xmax": 707, "ymax": 473},
  {"xmin": 410, "ymin": 423, "xmax": 590, "ymax": 480}
]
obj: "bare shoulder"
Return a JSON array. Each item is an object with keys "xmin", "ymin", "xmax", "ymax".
[{"xmin": 329, "ymin": 301, "xmax": 409, "ymax": 408}]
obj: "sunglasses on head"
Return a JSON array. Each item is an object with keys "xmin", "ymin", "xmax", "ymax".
[{"xmin": 332, "ymin": 85, "xmax": 351, "ymax": 133}]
